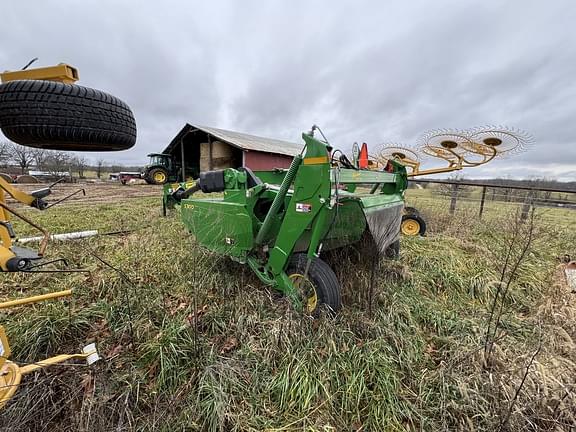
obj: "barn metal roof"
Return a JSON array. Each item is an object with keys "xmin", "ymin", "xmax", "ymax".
[{"xmin": 165, "ymin": 124, "xmax": 302, "ymax": 157}]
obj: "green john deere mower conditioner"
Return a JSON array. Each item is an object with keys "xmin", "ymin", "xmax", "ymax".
[{"xmin": 163, "ymin": 126, "xmax": 407, "ymax": 315}]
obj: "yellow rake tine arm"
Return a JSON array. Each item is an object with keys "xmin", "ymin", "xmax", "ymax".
[
  {"xmin": 18, "ymin": 351, "xmax": 95, "ymax": 375},
  {"xmin": 0, "ymin": 290, "xmax": 73, "ymax": 309}
]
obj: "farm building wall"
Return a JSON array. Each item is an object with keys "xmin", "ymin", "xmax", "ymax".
[
  {"xmin": 244, "ymin": 151, "xmax": 293, "ymax": 170},
  {"xmin": 163, "ymin": 125, "xmax": 300, "ymax": 178}
]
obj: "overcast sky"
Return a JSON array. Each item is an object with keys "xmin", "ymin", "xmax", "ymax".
[{"xmin": 1, "ymin": 1, "xmax": 575, "ymax": 180}]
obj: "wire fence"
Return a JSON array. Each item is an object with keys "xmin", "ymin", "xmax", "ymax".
[
  {"xmin": 408, "ymin": 179, "xmax": 576, "ymax": 221},
  {"xmin": 5, "ymin": 182, "xmax": 162, "ymax": 209}
]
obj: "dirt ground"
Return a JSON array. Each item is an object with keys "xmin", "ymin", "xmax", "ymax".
[{"xmin": 5, "ymin": 181, "xmax": 163, "ymax": 207}]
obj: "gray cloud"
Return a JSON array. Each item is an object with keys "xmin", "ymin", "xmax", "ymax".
[{"xmin": 1, "ymin": 0, "xmax": 575, "ymax": 179}]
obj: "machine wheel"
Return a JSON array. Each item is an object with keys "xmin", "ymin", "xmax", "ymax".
[
  {"xmin": 404, "ymin": 206, "xmax": 420, "ymax": 217},
  {"xmin": 5, "ymin": 257, "xmax": 31, "ymax": 272},
  {"xmin": 401, "ymin": 214, "xmax": 427, "ymax": 237},
  {"xmin": 0, "ymin": 80, "xmax": 136, "ymax": 151},
  {"xmin": 148, "ymin": 168, "xmax": 168, "ymax": 185},
  {"xmin": 286, "ymin": 253, "xmax": 341, "ymax": 316}
]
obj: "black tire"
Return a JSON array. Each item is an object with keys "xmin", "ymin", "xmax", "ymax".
[
  {"xmin": 5, "ymin": 257, "xmax": 31, "ymax": 272},
  {"xmin": 0, "ymin": 80, "xmax": 136, "ymax": 151},
  {"xmin": 144, "ymin": 175, "xmax": 155, "ymax": 185},
  {"xmin": 286, "ymin": 253, "xmax": 341, "ymax": 316},
  {"xmin": 148, "ymin": 168, "xmax": 169, "ymax": 185},
  {"xmin": 401, "ymin": 214, "xmax": 427, "ymax": 236},
  {"xmin": 404, "ymin": 206, "xmax": 420, "ymax": 217}
]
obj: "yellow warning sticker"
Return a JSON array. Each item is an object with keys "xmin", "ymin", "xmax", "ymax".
[{"xmin": 303, "ymin": 156, "xmax": 329, "ymax": 165}]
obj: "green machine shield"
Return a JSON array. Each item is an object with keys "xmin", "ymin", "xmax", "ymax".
[{"xmin": 181, "ymin": 198, "xmax": 254, "ymax": 260}]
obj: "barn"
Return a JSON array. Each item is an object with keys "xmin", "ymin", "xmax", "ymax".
[{"xmin": 161, "ymin": 124, "xmax": 301, "ymax": 179}]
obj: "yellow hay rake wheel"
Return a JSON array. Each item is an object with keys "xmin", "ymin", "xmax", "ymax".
[{"xmin": 0, "ymin": 361, "xmax": 21, "ymax": 408}]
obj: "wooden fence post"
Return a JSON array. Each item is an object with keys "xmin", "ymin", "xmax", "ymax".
[
  {"xmin": 479, "ymin": 186, "xmax": 487, "ymax": 218},
  {"xmin": 450, "ymin": 184, "xmax": 458, "ymax": 214},
  {"xmin": 521, "ymin": 191, "xmax": 534, "ymax": 221}
]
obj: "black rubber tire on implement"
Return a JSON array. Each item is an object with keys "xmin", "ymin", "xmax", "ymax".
[
  {"xmin": 401, "ymin": 214, "xmax": 427, "ymax": 236},
  {"xmin": 0, "ymin": 80, "xmax": 136, "ymax": 151},
  {"xmin": 404, "ymin": 206, "xmax": 420, "ymax": 217},
  {"xmin": 286, "ymin": 253, "xmax": 341, "ymax": 316}
]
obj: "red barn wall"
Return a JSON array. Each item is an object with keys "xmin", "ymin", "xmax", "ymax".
[{"xmin": 244, "ymin": 151, "xmax": 293, "ymax": 170}]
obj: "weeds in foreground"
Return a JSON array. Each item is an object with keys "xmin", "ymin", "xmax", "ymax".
[{"xmin": 0, "ymin": 197, "xmax": 575, "ymax": 431}]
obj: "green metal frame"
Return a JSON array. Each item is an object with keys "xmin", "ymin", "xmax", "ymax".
[{"xmin": 164, "ymin": 130, "xmax": 407, "ymax": 309}]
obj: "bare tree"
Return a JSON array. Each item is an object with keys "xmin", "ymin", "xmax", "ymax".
[
  {"xmin": 6, "ymin": 143, "xmax": 35, "ymax": 174},
  {"xmin": 0, "ymin": 142, "xmax": 9, "ymax": 168},
  {"xmin": 96, "ymin": 159, "xmax": 105, "ymax": 179},
  {"xmin": 31, "ymin": 148, "xmax": 49, "ymax": 170},
  {"xmin": 44, "ymin": 151, "xmax": 71, "ymax": 177},
  {"xmin": 70, "ymin": 155, "xmax": 88, "ymax": 178},
  {"xmin": 437, "ymin": 174, "xmax": 471, "ymax": 199},
  {"xmin": 484, "ymin": 208, "xmax": 537, "ymax": 363}
]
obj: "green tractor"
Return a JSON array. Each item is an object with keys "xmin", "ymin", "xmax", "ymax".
[
  {"xmin": 142, "ymin": 153, "xmax": 177, "ymax": 185},
  {"xmin": 143, "ymin": 153, "xmax": 199, "ymax": 185}
]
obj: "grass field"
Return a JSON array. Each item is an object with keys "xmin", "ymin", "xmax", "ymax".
[
  {"xmin": 406, "ymin": 187, "xmax": 576, "ymax": 226},
  {"xmin": 1, "ymin": 185, "xmax": 575, "ymax": 431}
]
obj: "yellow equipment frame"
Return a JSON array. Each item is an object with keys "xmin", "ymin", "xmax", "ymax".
[
  {"xmin": 0, "ymin": 290, "xmax": 98, "ymax": 408},
  {"xmin": 0, "ymin": 63, "xmax": 79, "ymax": 84},
  {"xmin": 0, "ymin": 176, "xmax": 51, "ymax": 271},
  {"xmin": 0, "ymin": 62, "xmax": 85, "ymax": 271},
  {"xmin": 0, "ymin": 61, "xmax": 100, "ymax": 409},
  {"xmin": 376, "ymin": 144, "xmax": 498, "ymax": 177}
]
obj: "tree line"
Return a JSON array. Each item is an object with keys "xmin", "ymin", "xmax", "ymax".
[{"xmin": 0, "ymin": 142, "xmax": 140, "ymax": 178}]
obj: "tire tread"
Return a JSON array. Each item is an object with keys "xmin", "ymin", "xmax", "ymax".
[{"xmin": 0, "ymin": 80, "xmax": 136, "ymax": 151}]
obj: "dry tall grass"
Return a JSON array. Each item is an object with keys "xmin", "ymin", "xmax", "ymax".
[{"xmin": 0, "ymin": 196, "xmax": 574, "ymax": 431}]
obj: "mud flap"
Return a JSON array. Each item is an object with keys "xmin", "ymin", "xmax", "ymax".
[{"xmin": 363, "ymin": 202, "xmax": 403, "ymax": 255}]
